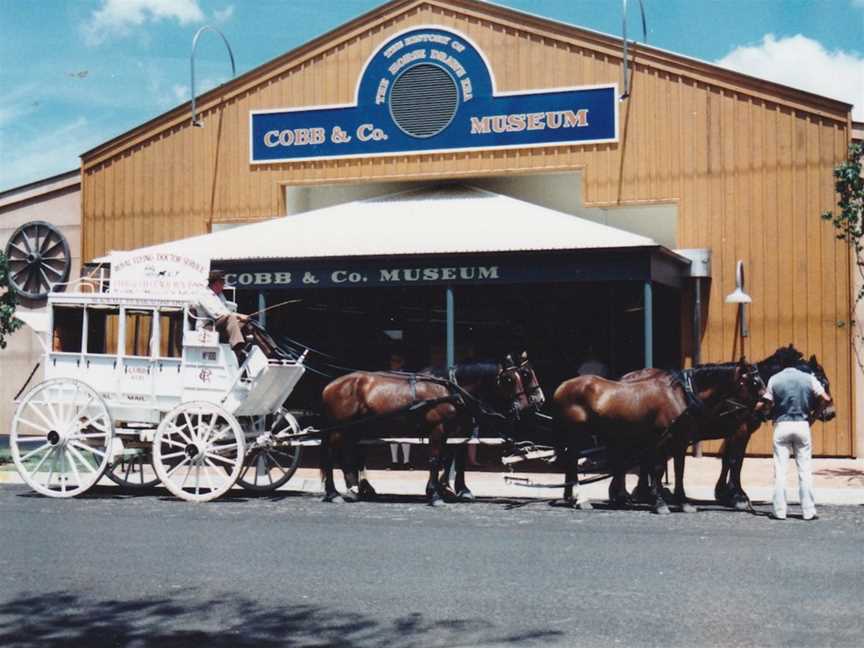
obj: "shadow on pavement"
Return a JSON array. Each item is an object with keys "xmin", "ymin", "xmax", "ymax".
[{"xmin": 0, "ymin": 590, "xmax": 562, "ymax": 648}]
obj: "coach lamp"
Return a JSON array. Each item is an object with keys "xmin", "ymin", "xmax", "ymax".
[
  {"xmin": 725, "ymin": 259, "xmax": 752, "ymax": 341},
  {"xmin": 189, "ymin": 25, "xmax": 236, "ymax": 127}
]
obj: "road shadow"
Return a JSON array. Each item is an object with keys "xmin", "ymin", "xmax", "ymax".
[
  {"xmin": 813, "ymin": 466, "xmax": 864, "ymax": 485},
  {"xmin": 0, "ymin": 589, "xmax": 562, "ymax": 648}
]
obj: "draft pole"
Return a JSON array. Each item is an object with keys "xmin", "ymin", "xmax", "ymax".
[{"xmin": 643, "ymin": 281, "xmax": 653, "ymax": 368}]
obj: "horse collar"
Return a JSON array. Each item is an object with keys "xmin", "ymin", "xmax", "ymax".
[{"xmin": 680, "ymin": 369, "xmax": 705, "ymax": 415}]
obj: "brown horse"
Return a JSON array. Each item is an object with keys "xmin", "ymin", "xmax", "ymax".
[
  {"xmin": 320, "ymin": 355, "xmax": 539, "ymax": 506},
  {"xmin": 553, "ymin": 358, "xmax": 764, "ymax": 514},
  {"xmin": 622, "ymin": 346, "xmax": 835, "ymax": 509}
]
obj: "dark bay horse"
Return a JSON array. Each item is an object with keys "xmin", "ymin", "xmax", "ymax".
[
  {"xmin": 553, "ymin": 358, "xmax": 764, "ymax": 514},
  {"xmin": 622, "ymin": 345, "xmax": 835, "ymax": 509},
  {"xmin": 319, "ymin": 354, "xmax": 540, "ymax": 506}
]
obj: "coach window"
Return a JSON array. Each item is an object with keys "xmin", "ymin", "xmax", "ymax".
[
  {"xmin": 157, "ymin": 308, "xmax": 183, "ymax": 359},
  {"xmin": 86, "ymin": 306, "xmax": 121, "ymax": 355},
  {"xmin": 125, "ymin": 309, "xmax": 154, "ymax": 357},
  {"xmin": 51, "ymin": 305, "xmax": 84, "ymax": 353}
]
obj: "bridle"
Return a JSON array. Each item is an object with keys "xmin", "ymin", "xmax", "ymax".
[{"xmin": 715, "ymin": 364, "xmax": 765, "ymax": 419}]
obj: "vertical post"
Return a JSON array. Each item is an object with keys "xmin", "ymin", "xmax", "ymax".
[
  {"xmin": 446, "ymin": 286, "xmax": 455, "ymax": 369},
  {"xmin": 692, "ymin": 279, "xmax": 702, "ymax": 366},
  {"xmin": 643, "ymin": 281, "xmax": 653, "ymax": 368},
  {"xmin": 257, "ymin": 292, "xmax": 267, "ymax": 328}
]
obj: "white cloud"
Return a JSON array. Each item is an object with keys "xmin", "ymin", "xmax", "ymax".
[
  {"xmin": 213, "ymin": 5, "xmax": 235, "ymax": 24},
  {"xmin": 715, "ymin": 34, "xmax": 864, "ymax": 121},
  {"xmin": 852, "ymin": 0, "xmax": 864, "ymax": 9},
  {"xmin": 83, "ymin": 0, "xmax": 205, "ymax": 46}
]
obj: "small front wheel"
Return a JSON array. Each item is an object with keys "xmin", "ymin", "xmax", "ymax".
[
  {"xmin": 236, "ymin": 412, "xmax": 303, "ymax": 491},
  {"xmin": 152, "ymin": 402, "xmax": 245, "ymax": 502}
]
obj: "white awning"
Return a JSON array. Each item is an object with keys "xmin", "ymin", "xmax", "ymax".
[{"xmin": 95, "ymin": 184, "xmax": 659, "ymax": 263}]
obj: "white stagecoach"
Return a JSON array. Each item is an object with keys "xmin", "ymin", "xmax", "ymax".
[{"xmin": 9, "ymin": 270, "xmax": 307, "ymax": 502}]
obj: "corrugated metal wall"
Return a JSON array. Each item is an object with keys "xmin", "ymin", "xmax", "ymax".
[{"xmin": 80, "ymin": 1, "xmax": 853, "ymax": 455}]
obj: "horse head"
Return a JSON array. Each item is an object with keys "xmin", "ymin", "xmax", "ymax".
[
  {"xmin": 515, "ymin": 351, "xmax": 545, "ymax": 409},
  {"xmin": 734, "ymin": 356, "xmax": 767, "ymax": 407},
  {"xmin": 804, "ymin": 354, "xmax": 836, "ymax": 422}
]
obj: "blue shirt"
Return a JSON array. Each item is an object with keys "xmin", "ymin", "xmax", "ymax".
[{"xmin": 764, "ymin": 367, "xmax": 826, "ymax": 423}]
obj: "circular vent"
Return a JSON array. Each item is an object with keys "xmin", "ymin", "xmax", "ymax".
[{"xmin": 389, "ymin": 64, "xmax": 458, "ymax": 138}]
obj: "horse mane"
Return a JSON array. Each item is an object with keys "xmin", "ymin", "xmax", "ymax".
[{"xmin": 688, "ymin": 362, "xmax": 740, "ymax": 388}]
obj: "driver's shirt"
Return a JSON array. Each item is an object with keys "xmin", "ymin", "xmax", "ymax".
[
  {"xmin": 195, "ymin": 287, "xmax": 237, "ymax": 320},
  {"xmin": 762, "ymin": 367, "xmax": 826, "ymax": 423}
]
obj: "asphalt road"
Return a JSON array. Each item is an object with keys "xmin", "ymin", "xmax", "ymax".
[{"xmin": 1, "ymin": 484, "xmax": 862, "ymax": 648}]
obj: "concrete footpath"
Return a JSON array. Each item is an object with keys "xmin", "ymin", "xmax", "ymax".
[
  {"xmin": 285, "ymin": 456, "xmax": 864, "ymax": 506},
  {"xmin": 4, "ymin": 454, "xmax": 861, "ymax": 506}
]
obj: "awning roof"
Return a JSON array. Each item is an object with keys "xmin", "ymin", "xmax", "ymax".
[{"xmin": 95, "ymin": 184, "xmax": 660, "ymax": 263}]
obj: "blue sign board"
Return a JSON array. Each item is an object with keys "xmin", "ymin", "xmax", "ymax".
[{"xmin": 250, "ymin": 26, "xmax": 618, "ymax": 163}]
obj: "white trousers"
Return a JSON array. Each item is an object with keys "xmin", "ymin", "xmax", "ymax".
[{"xmin": 772, "ymin": 421, "xmax": 816, "ymax": 519}]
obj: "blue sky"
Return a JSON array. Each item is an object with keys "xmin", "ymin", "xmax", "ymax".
[{"xmin": 1, "ymin": 0, "xmax": 862, "ymax": 191}]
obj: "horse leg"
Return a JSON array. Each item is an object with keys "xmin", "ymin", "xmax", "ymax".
[
  {"xmin": 630, "ymin": 461, "xmax": 655, "ymax": 504},
  {"xmin": 319, "ymin": 435, "xmax": 342, "ymax": 503},
  {"xmin": 606, "ymin": 446, "xmax": 632, "ymax": 507},
  {"xmin": 672, "ymin": 425, "xmax": 697, "ymax": 513},
  {"xmin": 341, "ymin": 439, "xmax": 363, "ymax": 503},
  {"xmin": 715, "ymin": 439, "xmax": 733, "ymax": 504},
  {"xmin": 728, "ymin": 429, "xmax": 754, "ymax": 510},
  {"xmin": 561, "ymin": 446, "xmax": 592, "ymax": 510},
  {"xmin": 356, "ymin": 445, "xmax": 377, "ymax": 500},
  {"xmin": 437, "ymin": 446, "xmax": 457, "ymax": 499},
  {"xmin": 426, "ymin": 424, "xmax": 447, "ymax": 507},
  {"xmin": 453, "ymin": 444, "xmax": 475, "ymax": 501},
  {"xmin": 651, "ymin": 456, "xmax": 671, "ymax": 515}
]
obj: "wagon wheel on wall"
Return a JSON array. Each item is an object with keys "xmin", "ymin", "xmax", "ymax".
[
  {"xmin": 152, "ymin": 401, "xmax": 245, "ymax": 502},
  {"xmin": 4, "ymin": 221, "xmax": 71, "ymax": 299},
  {"xmin": 10, "ymin": 378, "xmax": 113, "ymax": 498},
  {"xmin": 106, "ymin": 448, "xmax": 160, "ymax": 489},
  {"xmin": 235, "ymin": 411, "xmax": 303, "ymax": 492}
]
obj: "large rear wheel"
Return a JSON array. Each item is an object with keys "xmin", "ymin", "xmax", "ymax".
[{"xmin": 10, "ymin": 378, "xmax": 113, "ymax": 497}]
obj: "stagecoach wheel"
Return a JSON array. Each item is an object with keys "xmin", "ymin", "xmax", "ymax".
[
  {"xmin": 106, "ymin": 449, "xmax": 159, "ymax": 489},
  {"xmin": 10, "ymin": 378, "xmax": 113, "ymax": 498},
  {"xmin": 236, "ymin": 412, "xmax": 303, "ymax": 492},
  {"xmin": 152, "ymin": 402, "xmax": 245, "ymax": 502},
  {"xmin": 4, "ymin": 220, "xmax": 71, "ymax": 300}
]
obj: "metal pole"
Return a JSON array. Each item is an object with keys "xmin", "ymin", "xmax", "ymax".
[
  {"xmin": 446, "ymin": 286, "xmax": 455, "ymax": 369},
  {"xmin": 643, "ymin": 281, "xmax": 653, "ymax": 368},
  {"xmin": 693, "ymin": 279, "xmax": 702, "ymax": 365},
  {"xmin": 190, "ymin": 25, "xmax": 236, "ymax": 127}
]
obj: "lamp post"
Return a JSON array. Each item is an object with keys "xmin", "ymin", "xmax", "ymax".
[
  {"xmin": 725, "ymin": 260, "xmax": 752, "ymax": 357},
  {"xmin": 189, "ymin": 25, "xmax": 236, "ymax": 127}
]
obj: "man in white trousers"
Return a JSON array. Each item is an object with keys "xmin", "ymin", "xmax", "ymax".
[{"xmin": 758, "ymin": 356, "xmax": 832, "ymax": 521}]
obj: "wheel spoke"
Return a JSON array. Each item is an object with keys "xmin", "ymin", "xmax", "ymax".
[
  {"xmin": 71, "ymin": 440, "xmax": 105, "ymax": 459},
  {"xmin": 38, "ymin": 267, "xmax": 52, "ymax": 292},
  {"xmin": 42, "ymin": 240, "xmax": 64, "ymax": 257},
  {"xmin": 208, "ymin": 442, "xmax": 238, "ymax": 454},
  {"xmin": 45, "ymin": 451, "xmax": 58, "ymax": 489},
  {"xmin": 165, "ymin": 456, "xmax": 191, "ymax": 479},
  {"xmin": 15, "ymin": 434, "xmax": 49, "ymax": 443},
  {"xmin": 20, "ymin": 442, "xmax": 52, "ymax": 463},
  {"xmin": 180, "ymin": 461, "xmax": 195, "ymax": 489},
  {"xmin": 265, "ymin": 451, "xmax": 289, "ymax": 478},
  {"xmin": 59, "ymin": 452, "xmax": 67, "ymax": 493},
  {"xmin": 30, "ymin": 446, "xmax": 55, "ymax": 476},
  {"xmin": 65, "ymin": 449, "xmax": 83, "ymax": 487},
  {"xmin": 202, "ymin": 458, "xmax": 218, "ymax": 492},
  {"xmin": 17, "ymin": 233, "xmax": 33, "ymax": 255},
  {"xmin": 26, "ymin": 400, "xmax": 57, "ymax": 430},
  {"xmin": 8, "ymin": 241, "xmax": 28, "ymax": 258},
  {"xmin": 69, "ymin": 444, "xmax": 98, "ymax": 473},
  {"xmin": 204, "ymin": 451, "xmax": 236, "ymax": 467},
  {"xmin": 160, "ymin": 450, "xmax": 187, "ymax": 460},
  {"xmin": 16, "ymin": 418, "xmax": 51, "ymax": 435}
]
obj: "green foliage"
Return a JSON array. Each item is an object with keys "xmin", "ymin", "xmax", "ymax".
[
  {"xmin": 822, "ymin": 142, "xmax": 864, "ymax": 300},
  {"xmin": 0, "ymin": 248, "xmax": 23, "ymax": 349}
]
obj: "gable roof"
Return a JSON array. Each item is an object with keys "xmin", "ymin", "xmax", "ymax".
[
  {"xmin": 95, "ymin": 184, "xmax": 662, "ymax": 263},
  {"xmin": 80, "ymin": 0, "xmax": 852, "ymax": 168}
]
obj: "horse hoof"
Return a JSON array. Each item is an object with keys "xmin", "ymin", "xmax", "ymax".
[
  {"xmin": 428, "ymin": 495, "xmax": 445, "ymax": 508},
  {"xmin": 342, "ymin": 487, "xmax": 360, "ymax": 503},
  {"xmin": 681, "ymin": 502, "xmax": 697, "ymax": 514},
  {"xmin": 653, "ymin": 503, "xmax": 671, "ymax": 515},
  {"xmin": 358, "ymin": 480, "xmax": 377, "ymax": 499},
  {"xmin": 577, "ymin": 500, "xmax": 593, "ymax": 511},
  {"xmin": 322, "ymin": 492, "xmax": 343, "ymax": 503},
  {"xmin": 456, "ymin": 489, "xmax": 475, "ymax": 501},
  {"xmin": 733, "ymin": 499, "xmax": 750, "ymax": 511}
]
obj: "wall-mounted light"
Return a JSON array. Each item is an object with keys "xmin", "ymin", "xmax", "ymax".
[{"xmin": 725, "ymin": 260, "xmax": 751, "ymax": 339}]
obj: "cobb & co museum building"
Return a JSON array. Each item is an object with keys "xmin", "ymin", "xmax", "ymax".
[{"xmin": 3, "ymin": 0, "xmax": 860, "ymax": 457}]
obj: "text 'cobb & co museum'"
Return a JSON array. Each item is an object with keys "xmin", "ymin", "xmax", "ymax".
[{"xmin": 61, "ymin": 0, "xmax": 857, "ymax": 456}]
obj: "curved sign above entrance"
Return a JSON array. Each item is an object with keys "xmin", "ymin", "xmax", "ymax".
[{"xmin": 250, "ymin": 26, "xmax": 618, "ymax": 163}]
